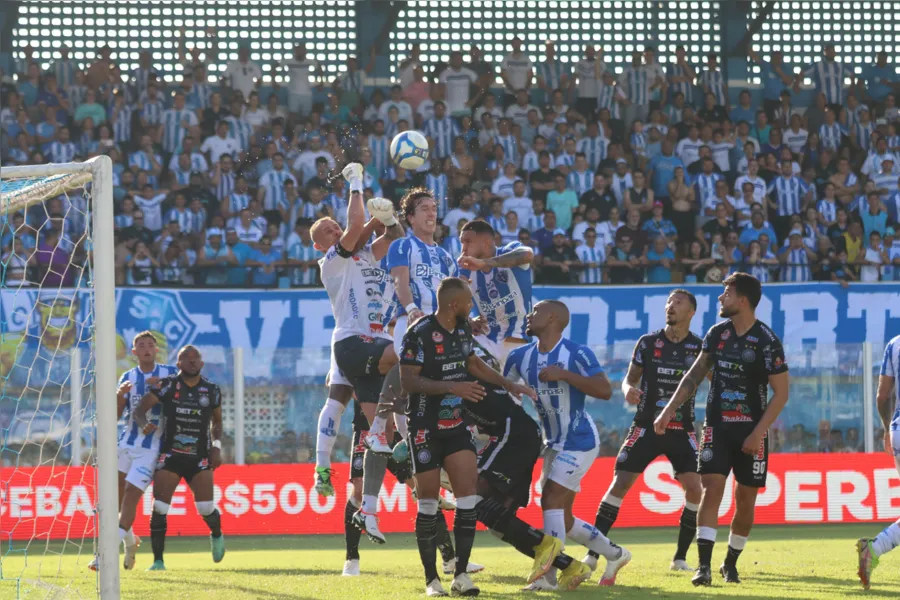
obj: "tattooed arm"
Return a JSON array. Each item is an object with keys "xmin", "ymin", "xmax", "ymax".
[{"xmin": 653, "ymin": 351, "xmax": 714, "ymax": 434}]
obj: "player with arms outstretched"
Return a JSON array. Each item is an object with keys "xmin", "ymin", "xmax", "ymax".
[
  {"xmin": 588, "ymin": 290, "xmax": 703, "ymax": 572},
  {"xmin": 655, "ymin": 273, "xmax": 790, "ymax": 586},
  {"xmin": 505, "ymin": 301, "xmax": 631, "ymax": 590},
  {"xmin": 133, "ymin": 345, "xmax": 226, "ymax": 571}
]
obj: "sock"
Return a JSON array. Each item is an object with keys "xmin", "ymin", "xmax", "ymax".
[
  {"xmin": 361, "ymin": 493, "xmax": 378, "ymax": 515},
  {"xmin": 345, "ymin": 497, "xmax": 362, "ymax": 561},
  {"xmin": 367, "ymin": 416, "xmax": 388, "ymax": 440},
  {"xmin": 873, "ymin": 520, "xmax": 900, "ymax": 557},
  {"xmin": 123, "ymin": 528, "xmax": 135, "ymax": 546},
  {"xmin": 697, "ymin": 526, "xmax": 717, "ymax": 568},
  {"xmin": 589, "ymin": 494, "xmax": 622, "ymax": 558},
  {"xmin": 543, "ymin": 509, "xmax": 566, "ymax": 583},
  {"xmin": 435, "ymin": 513, "xmax": 456, "ymax": 562},
  {"xmin": 118, "ymin": 527, "xmax": 128, "ymax": 546},
  {"xmin": 202, "ymin": 509, "xmax": 222, "ymax": 538},
  {"xmin": 361, "ymin": 450, "xmax": 388, "ymax": 513},
  {"xmin": 453, "ymin": 496, "xmax": 478, "ymax": 576},
  {"xmin": 674, "ymin": 502, "xmax": 698, "ymax": 561},
  {"xmin": 315, "ymin": 398, "xmax": 345, "ymax": 469},
  {"xmin": 416, "ymin": 500, "xmax": 441, "ymax": 583},
  {"xmin": 725, "ymin": 533, "xmax": 747, "ymax": 567},
  {"xmin": 567, "ymin": 518, "xmax": 620, "ymax": 560},
  {"xmin": 394, "ymin": 414, "xmax": 409, "ymax": 439},
  {"xmin": 150, "ymin": 508, "xmax": 168, "ymax": 562},
  {"xmin": 477, "ymin": 497, "xmax": 574, "ymax": 571}
]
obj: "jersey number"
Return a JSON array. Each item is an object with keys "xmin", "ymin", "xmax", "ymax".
[{"xmin": 752, "ymin": 461, "xmax": 766, "ymax": 475}]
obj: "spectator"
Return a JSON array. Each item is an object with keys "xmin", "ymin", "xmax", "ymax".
[
  {"xmin": 642, "ymin": 201, "xmax": 678, "ymax": 246},
  {"xmin": 645, "ymin": 236, "xmax": 676, "ymax": 283},
  {"xmin": 779, "ymin": 227, "xmax": 816, "ymax": 281},
  {"xmin": 74, "ymin": 88, "xmax": 106, "ymax": 127},
  {"xmin": 498, "ymin": 211, "xmax": 520, "ymax": 245},
  {"xmin": 532, "ymin": 210, "xmax": 558, "ymax": 256},
  {"xmin": 579, "ymin": 173, "xmax": 616, "ymax": 221},
  {"xmin": 222, "ymin": 44, "xmax": 262, "ymax": 99},
  {"xmin": 799, "ymin": 44, "xmax": 854, "ymax": 111},
  {"xmin": 681, "ymin": 240, "xmax": 714, "ymax": 283},
  {"xmin": 499, "ymin": 37, "xmax": 533, "ymax": 107},
  {"xmin": 247, "ymin": 236, "xmax": 283, "ymax": 286},
  {"xmin": 606, "ymin": 231, "xmax": 645, "ymax": 284},
  {"xmin": 572, "ymin": 206, "xmax": 602, "ymax": 246},
  {"xmin": 575, "ymin": 228, "xmax": 605, "ymax": 284},
  {"xmin": 547, "ymin": 174, "xmax": 579, "ymax": 231},
  {"xmin": 540, "ymin": 229, "xmax": 578, "ymax": 283},
  {"xmin": 125, "ymin": 240, "xmax": 158, "ymax": 286},
  {"xmin": 286, "ymin": 218, "xmax": 321, "ymax": 286},
  {"xmin": 648, "ymin": 139, "xmax": 684, "ymax": 200},
  {"xmin": 201, "ymin": 120, "xmax": 240, "ymax": 165},
  {"xmin": 858, "ymin": 230, "xmax": 886, "ymax": 282},
  {"xmin": 502, "ymin": 180, "xmax": 534, "ymax": 224}
]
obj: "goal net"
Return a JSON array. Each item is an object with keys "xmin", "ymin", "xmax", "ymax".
[{"xmin": 1, "ymin": 157, "xmax": 120, "ymax": 599}]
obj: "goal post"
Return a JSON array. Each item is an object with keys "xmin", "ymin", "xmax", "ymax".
[{"xmin": 0, "ymin": 156, "xmax": 120, "ymax": 599}]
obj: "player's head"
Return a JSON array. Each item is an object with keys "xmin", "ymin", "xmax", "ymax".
[
  {"xmin": 177, "ymin": 345, "xmax": 204, "ymax": 377},
  {"xmin": 132, "ymin": 330, "xmax": 158, "ymax": 365},
  {"xmin": 401, "ymin": 187, "xmax": 437, "ymax": 238},
  {"xmin": 459, "ymin": 220, "xmax": 497, "ymax": 259},
  {"xmin": 526, "ymin": 300, "xmax": 570, "ymax": 337},
  {"xmin": 719, "ymin": 272, "xmax": 762, "ymax": 318},
  {"xmin": 310, "ymin": 217, "xmax": 343, "ymax": 252},
  {"xmin": 437, "ymin": 277, "xmax": 473, "ymax": 320},
  {"xmin": 666, "ymin": 289, "xmax": 697, "ymax": 327}
]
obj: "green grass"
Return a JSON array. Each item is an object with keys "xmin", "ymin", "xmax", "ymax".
[{"xmin": 2, "ymin": 524, "xmax": 900, "ymax": 599}]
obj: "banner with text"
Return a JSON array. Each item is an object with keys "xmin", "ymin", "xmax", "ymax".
[{"xmin": 4, "ymin": 453, "xmax": 900, "ymax": 540}]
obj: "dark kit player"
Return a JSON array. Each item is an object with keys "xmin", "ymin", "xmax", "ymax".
[
  {"xmin": 133, "ymin": 345, "xmax": 226, "ymax": 571},
  {"xmin": 399, "ymin": 277, "xmax": 535, "ymax": 597},
  {"xmin": 590, "ymin": 289, "xmax": 703, "ymax": 572},
  {"xmin": 655, "ymin": 273, "xmax": 790, "ymax": 586}
]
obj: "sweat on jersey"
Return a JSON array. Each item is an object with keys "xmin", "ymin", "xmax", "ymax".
[
  {"xmin": 386, "ymin": 235, "xmax": 458, "ymax": 316},
  {"xmin": 118, "ymin": 363, "xmax": 179, "ymax": 451},
  {"xmin": 458, "ymin": 241, "xmax": 532, "ymax": 343},
  {"xmin": 505, "ymin": 338, "xmax": 604, "ymax": 452}
]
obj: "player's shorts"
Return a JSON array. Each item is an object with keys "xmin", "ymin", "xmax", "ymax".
[
  {"xmin": 477, "ymin": 418, "xmax": 543, "ymax": 507},
  {"xmin": 409, "ymin": 428, "xmax": 476, "ymax": 475},
  {"xmin": 327, "ymin": 345, "xmax": 352, "ymax": 388},
  {"xmin": 392, "ymin": 315, "xmax": 409, "ymax": 356},
  {"xmin": 350, "ymin": 427, "xmax": 412, "ymax": 483},
  {"xmin": 474, "ymin": 335, "xmax": 528, "ymax": 371},
  {"xmin": 117, "ymin": 445, "xmax": 158, "ymax": 491},
  {"xmin": 156, "ymin": 452, "xmax": 211, "ymax": 484},
  {"xmin": 615, "ymin": 423, "xmax": 699, "ymax": 476},
  {"xmin": 697, "ymin": 424, "xmax": 768, "ymax": 488},
  {"xmin": 333, "ymin": 335, "xmax": 392, "ymax": 403},
  {"xmin": 540, "ymin": 446, "xmax": 598, "ymax": 493}
]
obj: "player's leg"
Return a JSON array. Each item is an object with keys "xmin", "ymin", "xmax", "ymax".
[
  {"xmin": 441, "ymin": 440, "xmax": 480, "ymax": 596},
  {"xmin": 859, "ymin": 428, "xmax": 900, "ymax": 590},
  {"xmin": 584, "ymin": 471, "xmax": 637, "ymax": 566},
  {"xmin": 117, "ymin": 449, "xmax": 157, "ymax": 570},
  {"xmin": 147, "ymin": 465, "xmax": 181, "ymax": 571},
  {"xmin": 668, "ymin": 430, "xmax": 702, "ymax": 571},
  {"xmin": 90, "ymin": 451, "xmax": 134, "ymax": 570},
  {"xmin": 343, "ymin": 476, "xmax": 363, "ymax": 576},
  {"xmin": 188, "ymin": 468, "xmax": 225, "ymax": 563},
  {"xmin": 366, "ymin": 317, "xmax": 408, "ymax": 453},
  {"xmin": 693, "ymin": 473, "xmax": 727, "ymax": 586},
  {"xmin": 411, "ymin": 448, "xmax": 446, "ymax": 595},
  {"xmin": 721, "ymin": 433, "xmax": 767, "ymax": 583},
  {"xmin": 314, "ymin": 345, "xmax": 355, "ymax": 496}
]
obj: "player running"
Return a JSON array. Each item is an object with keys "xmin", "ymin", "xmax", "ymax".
[
  {"xmin": 399, "ymin": 277, "xmax": 534, "ymax": 597},
  {"xmin": 588, "ymin": 289, "xmax": 703, "ymax": 572},
  {"xmin": 655, "ymin": 273, "xmax": 790, "ymax": 586},
  {"xmin": 505, "ymin": 300, "xmax": 632, "ymax": 590},
  {"xmin": 457, "ymin": 220, "xmax": 534, "ymax": 368},
  {"xmin": 857, "ymin": 333, "xmax": 900, "ymax": 590},
  {"xmin": 89, "ymin": 331, "xmax": 177, "ymax": 572},
  {"xmin": 133, "ymin": 345, "xmax": 226, "ymax": 571}
]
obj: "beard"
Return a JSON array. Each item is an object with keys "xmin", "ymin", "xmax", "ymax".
[
  {"xmin": 181, "ymin": 367, "xmax": 201, "ymax": 377},
  {"xmin": 525, "ymin": 325, "xmax": 535, "ymax": 337},
  {"xmin": 665, "ymin": 316, "xmax": 676, "ymax": 325},
  {"xmin": 719, "ymin": 305, "xmax": 738, "ymax": 318}
]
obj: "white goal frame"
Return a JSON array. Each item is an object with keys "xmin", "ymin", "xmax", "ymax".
[{"xmin": 0, "ymin": 156, "xmax": 120, "ymax": 599}]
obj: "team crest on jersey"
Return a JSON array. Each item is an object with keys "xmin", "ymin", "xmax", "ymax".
[
  {"xmin": 488, "ymin": 288, "xmax": 500, "ymax": 299},
  {"xmin": 199, "ymin": 458, "xmax": 209, "ymax": 468},
  {"xmin": 775, "ymin": 356, "xmax": 784, "ymax": 368},
  {"xmin": 417, "ymin": 449, "xmax": 432, "ymax": 464},
  {"xmin": 353, "ymin": 456, "xmax": 364, "ymax": 470},
  {"xmin": 742, "ymin": 349, "xmax": 756, "ymax": 362},
  {"xmin": 654, "ymin": 339, "xmax": 665, "ymax": 349},
  {"xmin": 617, "ymin": 451, "xmax": 628, "ymax": 463},
  {"xmin": 432, "ymin": 331, "xmax": 444, "ymax": 343},
  {"xmin": 199, "ymin": 395, "xmax": 210, "ymax": 407},
  {"xmin": 700, "ymin": 448, "xmax": 714, "ymax": 462}
]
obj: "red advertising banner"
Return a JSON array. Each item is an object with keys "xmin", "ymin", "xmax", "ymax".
[{"xmin": 4, "ymin": 453, "xmax": 900, "ymax": 540}]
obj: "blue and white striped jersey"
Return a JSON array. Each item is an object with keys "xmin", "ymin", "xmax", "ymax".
[
  {"xmin": 819, "ymin": 122, "xmax": 845, "ymax": 151},
  {"xmin": 286, "ymin": 236, "xmax": 323, "ymax": 286},
  {"xmin": 576, "ymin": 136, "xmax": 608, "ymax": 170},
  {"xmin": 698, "ymin": 69, "xmax": 727, "ymax": 106},
  {"xmin": 567, "ymin": 169, "xmax": 594, "ymax": 197},
  {"xmin": 213, "ymin": 171, "xmax": 236, "ymax": 202},
  {"xmin": 386, "ymin": 235, "xmax": 459, "ymax": 316},
  {"xmin": 694, "ymin": 172, "xmax": 724, "ymax": 204},
  {"xmin": 487, "ymin": 215, "xmax": 506, "ymax": 232},
  {"xmin": 368, "ymin": 135, "xmax": 390, "ymax": 178},
  {"xmin": 111, "ymin": 105, "xmax": 133, "ymax": 144},
  {"xmin": 767, "ymin": 175, "xmax": 808, "ymax": 217},
  {"xmin": 118, "ymin": 363, "xmax": 179, "ymax": 451},
  {"xmin": 48, "ymin": 141, "xmax": 78, "ymax": 164},
  {"xmin": 425, "ymin": 173, "xmax": 449, "ymax": 218},
  {"xmin": 423, "ymin": 117, "xmax": 460, "ymax": 159},
  {"xmin": 225, "ymin": 116, "xmax": 254, "ymax": 152},
  {"xmin": 854, "ymin": 121, "xmax": 876, "ymax": 154},
  {"xmin": 802, "ymin": 60, "xmax": 852, "ymax": 105},
  {"xmin": 881, "ymin": 335, "xmax": 900, "ymax": 425},
  {"xmin": 494, "ymin": 133, "xmax": 520, "ymax": 165},
  {"xmin": 780, "ymin": 247, "xmax": 811, "ymax": 282},
  {"xmin": 576, "ymin": 244, "xmax": 605, "ymax": 283},
  {"xmin": 619, "ymin": 66, "xmax": 650, "ymax": 106},
  {"xmin": 258, "ymin": 168, "xmax": 297, "ymax": 211},
  {"xmin": 537, "ymin": 60, "xmax": 569, "ymax": 91},
  {"xmin": 666, "ymin": 63, "xmax": 695, "ymax": 104},
  {"xmin": 140, "ymin": 99, "xmax": 165, "ymax": 126},
  {"xmin": 161, "ymin": 109, "xmax": 198, "ymax": 153},
  {"xmin": 817, "ymin": 199, "xmax": 838, "ymax": 224},
  {"xmin": 505, "ymin": 338, "xmax": 604, "ymax": 452},
  {"xmin": 459, "ymin": 242, "xmax": 533, "ymax": 342},
  {"xmin": 51, "ymin": 59, "xmax": 78, "ymax": 90},
  {"xmin": 596, "ymin": 81, "xmax": 624, "ymax": 119}
]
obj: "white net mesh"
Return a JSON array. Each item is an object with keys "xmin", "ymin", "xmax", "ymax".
[{"xmin": 1, "ymin": 170, "xmax": 100, "ymax": 598}]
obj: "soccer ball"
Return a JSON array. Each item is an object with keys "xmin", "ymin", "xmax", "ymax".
[{"xmin": 390, "ymin": 130, "xmax": 429, "ymax": 170}]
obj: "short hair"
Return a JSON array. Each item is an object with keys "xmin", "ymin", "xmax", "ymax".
[
  {"xmin": 178, "ymin": 345, "xmax": 201, "ymax": 359},
  {"xmin": 460, "ymin": 220, "xmax": 495, "ymax": 237},
  {"xmin": 399, "ymin": 187, "xmax": 434, "ymax": 225},
  {"xmin": 437, "ymin": 277, "xmax": 469, "ymax": 302},
  {"xmin": 668, "ymin": 289, "xmax": 698, "ymax": 311},
  {"xmin": 722, "ymin": 272, "xmax": 763, "ymax": 309},
  {"xmin": 132, "ymin": 330, "xmax": 157, "ymax": 346}
]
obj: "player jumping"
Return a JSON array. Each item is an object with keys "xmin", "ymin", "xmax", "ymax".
[
  {"xmin": 857, "ymin": 333, "xmax": 900, "ymax": 590},
  {"xmin": 505, "ymin": 300, "xmax": 632, "ymax": 590},
  {"xmin": 399, "ymin": 277, "xmax": 535, "ymax": 596},
  {"xmin": 133, "ymin": 345, "xmax": 226, "ymax": 571},
  {"xmin": 655, "ymin": 273, "xmax": 790, "ymax": 586},
  {"xmin": 457, "ymin": 220, "xmax": 534, "ymax": 368},
  {"xmin": 588, "ymin": 289, "xmax": 703, "ymax": 572}
]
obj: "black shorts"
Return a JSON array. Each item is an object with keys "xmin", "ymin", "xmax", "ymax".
[
  {"xmin": 157, "ymin": 452, "xmax": 210, "ymax": 484},
  {"xmin": 350, "ymin": 426, "xmax": 411, "ymax": 483},
  {"xmin": 409, "ymin": 428, "xmax": 475, "ymax": 475},
  {"xmin": 334, "ymin": 335, "xmax": 392, "ymax": 404},
  {"xmin": 697, "ymin": 424, "xmax": 768, "ymax": 488},
  {"xmin": 615, "ymin": 423, "xmax": 698, "ymax": 476},
  {"xmin": 477, "ymin": 419, "xmax": 542, "ymax": 508}
]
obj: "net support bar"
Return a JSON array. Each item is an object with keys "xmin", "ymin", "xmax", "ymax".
[
  {"xmin": 234, "ymin": 347, "xmax": 245, "ymax": 466},
  {"xmin": 71, "ymin": 347, "xmax": 83, "ymax": 468},
  {"xmin": 863, "ymin": 342, "xmax": 875, "ymax": 454}
]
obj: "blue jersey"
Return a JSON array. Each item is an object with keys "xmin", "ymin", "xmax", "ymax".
[
  {"xmin": 882, "ymin": 335, "xmax": 900, "ymax": 426},
  {"xmin": 386, "ymin": 235, "xmax": 459, "ymax": 316},
  {"xmin": 505, "ymin": 338, "xmax": 603, "ymax": 452},
  {"xmin": 118, "ymin": 364, "xmax": 179, "ymax": 451},
  {"xmin": 460, "ymin": 242, "xmax": 533, "ymax": 342}
]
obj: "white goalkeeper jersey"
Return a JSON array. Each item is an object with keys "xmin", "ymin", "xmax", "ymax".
[
  {"xmin": 118, "ymin": 363, "xmax": 179, "ymax": 452},
  {"xmin": 319, "ymin": 241, "xmax": 393, "ymax": 342}
]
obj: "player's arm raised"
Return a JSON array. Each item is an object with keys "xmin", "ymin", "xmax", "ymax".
[
  {"xmin": 467, "ymin": 353, "xmax": 536, "ymax": 400},
  {"xmin": 877, "ymin": 374, "xmax": 896, "ymax": 456},
  {"xmin": 133, "ymin": 390, "xmax": 162, "ymax": 435},
  {"xmin": 337, "ymin": 163, "xmax": 367, "ymax": 251},
  {"xmin": 458, "ymin": 245, "xmax": 534, "ymax": 271},
  {"xmin": 400, "ymin": 363, "xmax": 487, "ymax": 403},
  {"xmin": 367, "ymin": 197, "xmax": 405, "ymax": 260},
  {"xmin": 655, "ymin": 352, "xmax": 714, "ymax": 434}
]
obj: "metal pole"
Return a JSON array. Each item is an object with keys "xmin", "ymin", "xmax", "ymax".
[
  {"xmin": 863, "ymin": 342, "xmax": 875, "ymax": 454},
  {"xmin": 234, "ymin": 347, "xmax": 245, "ymax": 466},
  {"xmin": 71, "ymin": 347, "xmax": 83, "ymax": 468}
]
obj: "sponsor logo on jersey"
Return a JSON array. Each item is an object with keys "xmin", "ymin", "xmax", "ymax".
[
  {"xmin": 442, "ymin": 360, "xmax": 466, "ymax": 371},
  {"xmin": 404, "ymin": 349, "xmax": 415, "ymax": 360},
  {"xmin": 414, "ymin": 430, "xmax": 429, "ymax": 445},
  {"xmin": 721, "ymin": 329, "xmax": 731, "ymax": 340},
  {"xmin": 436, "ymin": 344, "xmax": 444, "ymax": 354},
  {"xmin": 717, "ymin": 360, "xmax": 745, "ymax": 371},
  {"xmin": 756, "ymin": 433, "xmax": 767, "ymax": 460},
  {"xmin": 717, "ymin": 342, "xmax": 726, "ymax": 350},
  {"xmin": 198, "ymin": 458, "xmax": 209, "ymax": 469},
  {"xmin": 176, "ymin": 407, "xmax": 202, "ymax": 415},
  {"xmin": 496, "ymin": 270, "xmax": 509, "ymax": 283},
  {"xmin": 721, "ymin": 411, "xmax": 754, "ymax": 423},
  {"xmin": 654, "ymin": 349, "xmax": 662, "ymax": 358},
  {"xmin": 479, "ymin": 290, "xmax": 520, "ymax": 314},
  {"xmin": 657, "ymin": 366, "xmax": 685, "ymax": 376},
  {"xmin": 702, "ymin": 427, "xmax": 713, "ymax": 445},
  {"xmin": 684, "ymin": 343, "xmax": 699, "ymax": 349},
  {"xmin": 688, "ymin": 432, "xmax": 698, "ymax": 451},
  {"xmin": 415, "ymin": 264, "xmax": 445, "ymax": 280},
  {"xmin": 774, "ymin": 356, "xmax": 784, "ymax": 368},
  {"xmin": 746, "ymin": 336, "xmax": 758, "ymax": 343},
  {"xmin": 536, "ymin": 387, "xmax": 565, "ymax": 397},
  {"xmin": 655, "ymin": 339, "xmax": 665, "ymax": 348},
  {"xmin": 623, "ymin": 426, "xmax": 645, "ymax": 447},
  {"xmin": 432, "ymin": 331, "xmax": 444, "ymax": 343},
  {"xmin": 721, "ymin": 390, "xmax": 746, "ymax": 402}
]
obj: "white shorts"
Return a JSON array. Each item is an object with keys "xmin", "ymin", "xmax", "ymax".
[
  {"xmin": 117, "ymin": 446, "xmax": 158, "ymax": 491},
  {"xmin": 392, "ymin": 314, "xmax": 409, "ymax": 356},
  {"xmin": 540, "ymin": 446, "xmax": 598, "ymax": 493},
  {"xmin": 474, "ymin": 335, "xmax": 528, "ymax": 371},
  {"xmin": 327, "ymin": 345, "xmax": 352, "ymax": 387}
]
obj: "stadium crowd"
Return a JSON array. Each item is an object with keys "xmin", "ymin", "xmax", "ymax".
[{"xmin": 2, "ymin": 33, "xmax": 900, "ymax": 288}]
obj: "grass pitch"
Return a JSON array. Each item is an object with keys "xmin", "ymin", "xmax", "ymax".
[{"xmin": 2, "ymin": 524, "xmax": 899, "ymax": 599}]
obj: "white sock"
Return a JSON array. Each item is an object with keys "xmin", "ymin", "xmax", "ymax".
[
  {"xmin": 728, "ymin": 533, "xmax": 748, "ymax": 550},
  {"xmin": 118, "ymin": 527, "xmax": 128, "ymax": 546},
  {"xmin": 601, "ymin": 493, "xmax": 623, "ymax": 507},
  {"xmin": 684, "ymin": 501, "xmax": 699, "ymax": 512},
  {"xmin": 697, "ymin": 526, "xmax": 717, "ymax": 542},
  {"xmin": 361, "ymin": 494, "xmax": 378, "ymax": 515},
  {"xmin": 368, "ymin": 414, "xmax": 388, "ymax": 438},
  {"xmin": 873, "ymin": 521, "xmax": 900, "ymax": 557},
  {"xmin": 394, "ymin": 414, "xmax": 408, "ymax": 439},
  {"xmin": 567, "ymin": 518, "xmax": 619, "ymax": 560},
  {"xmin": 543, "ymin": 509, "xmax": 566, "ymax": 583},
  {"xmin": 123, "ymin": 527, "xmax": 135, "ymax": 546},
  {"xmin": 315, "ymin": 398, "xmax": 345, "ymax": 469}
]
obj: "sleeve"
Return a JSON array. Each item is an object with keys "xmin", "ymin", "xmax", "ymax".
[
  {"xmin": 763, "ymin": 335, "xmax": 789, "ymax": 375},
  {"xmin": 386, "ymin": 238, "xmax": 410, "ymax": 272},
  {"xmin": 399, "ymin": 327, "xmax": 426, "ymax": 366},
  {"xmin": 881, "ymin": 340, "xmax": 896, "ymax": 377},
  {"xmin": 574, "ymin": 344, "xmax": 604, "ymax": 377},
  {"xmin": 701, "ymin": 325, "xmax": 718, "ymax": 354},
  {"xmin": 211, "ymin": 384, "xmax": 223, "ymax": 409},
  {"xmin": 631, "ymin": 336, "xmax": 647, "ymax": 367},
  {"xmin": 151, "ymin": 376, "xmax": 174, "ymax": 402},
  {"xmin": 503, "ymin": 348, "xmax": 521, "ymax": 380}
]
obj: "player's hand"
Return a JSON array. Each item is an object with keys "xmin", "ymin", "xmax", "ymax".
[
  {"xmin": 116, "ymin": 381, "xmax": 132, "ymax": 401},
  {"xmin": 366, "ymin": 197, "xmax": 398, "ymax": 226},
  {"xmin": 145, "ymin": 376, "xmax": 161, "ymax": 388},
  {"xmin": 408, "ymin": 308, "xmax": 426, "ymax": 324},
  {"xmin": 450, "ymin": 381, "xmax": 487, "ymax": 403},
  {"xmin": 342, "ymin": 162, "xmax": 364, "ymax": 185},
  {"xmin": 469, "ymin": 316, "xmax": 489, "ymax": 336},
  {"xmin": 624, "ymin": 385, "xmax": 642, "ymax": 405},
  {"xmin": 210, "ymin": 447, "xmax": 222, "ymax": 470},
  {"xmin": 141, "ymin": 423, "xmax": 157, "ymax": 435},
  {"xmin": 506, "ymin": 381, "xmax": 537, "ymax": 401},
  {"xmin": 653, "ymin": 408, "xmax": 673, "ymax": 435},
  {"xmin": 538, "ymin": 365, "xmax": 568, "ymax": 382},
  {"xmin": 741, "ymin": 429, "xmax": 765, "ymax": 456},
  {"xmin": 457, "ymin": 255, "xmax": 486, "ymax": 271}
]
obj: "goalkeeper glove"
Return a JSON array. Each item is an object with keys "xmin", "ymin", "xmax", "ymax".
[
  {"xmin": 367, "ymin": 197, "xmax": 398, "ymax": 227},
  {"xmin": 342, "ymin": 162, "xmax": 364, "ymax": 193}
]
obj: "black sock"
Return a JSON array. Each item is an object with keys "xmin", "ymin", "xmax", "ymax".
[
  {"xmin": 674, "ymin": 506, "xmax": 697, "ymax": 561},
  {"xmin": 202, "ymin": 509, "xmax": 222, "ymax": 538},
  {"xmin": 415, "ymin": 512, "xmax": 440, "ymax": 582},
  {"xmin": 453, "ymin": 508, "xmax": 477, "ymax": 577},
  {"xmin": 150, "ymin": 510, "xmax": 167, "ymax": 562},
  {"xmin": 435, "ymin": 513, "xmax": 455, "ymax": 562},
  {"xmin": 697, "ymin": 539, "xmax": 715, "ymax": 568},
  {"xmin": 588, "ymin": 500, "xmax": 620, "ymax": 558},
  {"xmin": 345, "ymin": 500, "xmax": 361, "ymax": 561},
  {"xmin": 724, "ymin": 545, "xmax": 743, "ymax": 568}
]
